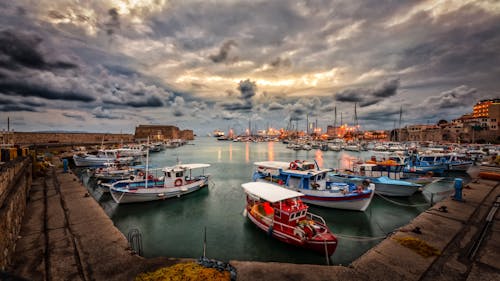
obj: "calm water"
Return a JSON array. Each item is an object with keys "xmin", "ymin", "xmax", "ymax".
[{"xmin": 80, "ymin": 137, "xmax": 465, "ymax": 265}]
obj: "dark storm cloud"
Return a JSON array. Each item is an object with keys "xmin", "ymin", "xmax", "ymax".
[
  {"xmin": 359, "ymin": 108, "xmax": 401, "ymax": 121},
  {"xmin": 219, "ymin": 79, "xmax": 258, "ymax": 112},
  {"xmin": 106, "ymin": 8, "xmax": 120, "ymax": 36},
  {"xmin": 238, "ymin": 79, "xmax": 257, "ymax": 101},
  {"xmin": 335, "ymin": 89, "xmax": 363, "ymax": 103},
  {"xmin": 0, "ymin": 30, "xmax": 77, "ymax": 70},
  {"xmin": 127, "ymin": 95, "xmax": 164, "ymax": 107},
  {"xmin": 0, "ymin": 94, "xmax": 40, "ymax": 112},
  {"xmin": 1, "ymin": 104, "xmax": 39, "ymax": 112},
  {"xmin": 209, "ymin": 40, "xmax": 237, "ymax": 63},
  {"xmin": 284, "ymin": 97, "xmax": 322, "ymax": 121},
  {"xmin": 0, "ymin": 80, "xmax": 95, "ymax": 102},
  {"xmin": 424, "ymin": 85, "xmax": 478, "ymax": 109},
  {"xmin": 92, "ymin": 107, "xmax": 123, "ymax": 120},
  {"xmin": 220, "ymin": 100, "xmax": 252, "ymax": 111},
  {"xmin": 268, "ymin": 102, "xmax": 285, "ymax": 111},
  {"xmin": 335, "ymin": 79, "xmax": 400, "ymax": 107},
  {"xmin": 104, "ymin": 64, "xmax": 140, "ymax": 77},
  {"xmin": 62, "ymin": 113, "xmax": 85, "ymax": 121}
]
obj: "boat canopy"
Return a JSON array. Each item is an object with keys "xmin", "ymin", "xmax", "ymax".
[
  {"xmin": 162, "ymin": 163, "xmax": 210, "ymax": 172},
  {"xmin": 242, "ymin": 182, "xmax": 304, "ymax": 203},
  {"xmin": 254, "ymin": 161, "xmax": 290, "ymax": 170}
]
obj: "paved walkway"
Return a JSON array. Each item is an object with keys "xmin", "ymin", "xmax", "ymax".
[
  {"xmin": 9, "ymin": 159, "xmax": 188, "ymax": 281},
  {"xmin": 8, "ymin": 159, "xmax": 500, "ymax": 280}
]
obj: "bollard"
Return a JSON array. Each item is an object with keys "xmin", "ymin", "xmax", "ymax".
[
  {"xmin": 453, "ymin": 178, "xmax": 464, "ymax": 202},
  {"xmin": 63, "ymin": 158, "xmax": 69, "ymax": 173}
]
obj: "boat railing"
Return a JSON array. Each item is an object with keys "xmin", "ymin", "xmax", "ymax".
[
  {"xmin": 305, "ymin": 212, "xmax": 327, "ymax": 226},
  {"xmin": 251, "ymin": 208, "xmax": 303, "ymax": 236}
]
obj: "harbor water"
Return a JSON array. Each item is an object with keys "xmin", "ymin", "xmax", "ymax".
[{"xmin": 80, "ymin": 137, "xmax": 466, "ymax": 265}]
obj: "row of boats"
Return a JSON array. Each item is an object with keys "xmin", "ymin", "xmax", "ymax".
[{"xmin": 76, "ymin": 148, "xmax": 469, "ymax": 257}]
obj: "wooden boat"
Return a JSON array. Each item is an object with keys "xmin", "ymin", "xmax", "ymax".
[
  {"xmin": 242, "ymin": 182, "xmax": 338, "ymax": 256},
  {"xmin": 109, "ymin": 163, "xmax": 210, "ymax": 204},
  {"xmin": 252, "ymin": 160, "xmax": 375, "ymax": 211}
]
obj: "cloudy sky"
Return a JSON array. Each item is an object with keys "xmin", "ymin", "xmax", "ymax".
[{"xmin": 0, "ymin": 0, "xmax": 499, "ymax": 135}]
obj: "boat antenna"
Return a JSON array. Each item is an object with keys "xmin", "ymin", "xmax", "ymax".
[{"xmin": 313, "ymin": 159, "xmax": 320, "ymax": 171}]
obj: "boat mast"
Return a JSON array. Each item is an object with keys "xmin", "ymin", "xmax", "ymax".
[
  {"xmin": 398, "ymin": 105, "xmax": 402, "ymax": 142},
  {"xmin": 145, "ymin": 136, "xmax": 149, "ymax": 188}
]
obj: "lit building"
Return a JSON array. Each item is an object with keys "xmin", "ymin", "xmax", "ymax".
[{"xmin": 473, "ymin": 99, "xmax": 500, "ymax": 118}]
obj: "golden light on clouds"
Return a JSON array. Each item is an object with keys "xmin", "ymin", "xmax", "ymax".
[
  {"xmin": 385, "ymin": 0, "xmax": 500, "ymax": 27},
  {"xmin": 174, "ymin": 67, "xmax": 343, "ymax": 95},
  {"xmin": 42, "ymin": 0, "xmax": 169, "ymax": 36}
]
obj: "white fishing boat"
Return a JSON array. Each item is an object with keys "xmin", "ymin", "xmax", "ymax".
[
  {"xmin": 109, "ymin": 163, "xmax": 211, "ymax": 204},
  {"xmin": 72, "ymin": 149, "xmax": 135, "ymax": 167},
  {"xmin": 252, "ymin": 160, "xmax": 375, "ymax": 211}
]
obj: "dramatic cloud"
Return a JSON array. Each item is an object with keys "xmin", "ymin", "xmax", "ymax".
[
  {"xmin": 335, "ymin": 78, "xmax": 400, "ymax": 107},
  {"xmin": 0, "ymin": 0, "xmax": 498, "ymax": 133},
  {"xmin": 0, "ymin": 30, "xmax": 77, "ymax": 70},
  {"xmin": 209, "ymin": 40, "xmax": 237, "ymax": 63},
  {"xmin": 62, "ymin": 113, "xmax": 85, "ymax": 121},
  {"xmin": 92, "ymin": 107, "xmax": 123, "ymax": 120},
  {"xmin": 424, "ymin": 85, "xmax": 478, "ymax": 109}
]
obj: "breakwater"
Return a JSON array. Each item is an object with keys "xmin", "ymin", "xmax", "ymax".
[{"xmin": 0, "ymin": 157, "xmax": 32, "ymax": 270}]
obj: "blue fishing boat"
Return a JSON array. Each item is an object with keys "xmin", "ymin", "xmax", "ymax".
[{"xmin": 252, "ymin": 160, "xmax": 375, "ymax": 211}]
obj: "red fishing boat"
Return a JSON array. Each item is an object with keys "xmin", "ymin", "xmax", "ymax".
[{"xmin": 242, "ymin": 182, "xmax": 338, "ymax": 256}]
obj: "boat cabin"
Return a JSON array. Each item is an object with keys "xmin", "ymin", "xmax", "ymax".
[
  {"xmin": 253, "ymin": 161, "xmax": 333, "ymax": 190},
  {"xmin": 243, "ymin": 182, "xmax": 309, "ymax": 228}
]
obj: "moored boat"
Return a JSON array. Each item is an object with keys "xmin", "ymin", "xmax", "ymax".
[
  {"xmin": 252, "ymin": 160, "xmax": 375, "ymax": 211},
  {"xmin": 331, "ymin": 163, "xmax": 423, "ymax": 197},
  {"xmin": 109, "ymin": 163, "xmax": 210, "ymax": 204},
  {"xmin": 242, "ymin": 182, "xmax": 338, "ymax": 256},
  {"xmin": 73, "ymin": 149, "xmax": 135, "ymax": 167}
]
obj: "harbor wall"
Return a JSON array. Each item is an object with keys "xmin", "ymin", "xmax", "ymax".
[
  {"xmin": 0, "ymin": 157, "xmax": 32, "ymax": 270},
  {"xmin": 2, "ymin": 132, "xmax": 134, "ymax": 145}
]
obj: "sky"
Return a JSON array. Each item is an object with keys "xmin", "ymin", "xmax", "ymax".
[{"xmin": 0, "ymin": 0, "xmax": 499, "ymax": 136}]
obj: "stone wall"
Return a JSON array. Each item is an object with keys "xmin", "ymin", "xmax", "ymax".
[
  {"xmin": 134, "ymin": 125, "xmax": 194, "ymax": 140},
  {"xmin": 4, "ymin": 132, "xmax": 134, "ymax": 145},
  {"xmin": 0, "ymin": 157, "xmax": 32, "ymax": 270}
]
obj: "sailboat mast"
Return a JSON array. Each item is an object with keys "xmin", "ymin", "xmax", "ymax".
[
  {"xmin": 145, "ymin": 137, "xmax": 149, "ymax": 188},
  {"xmin": 398, "ymin": 105, "xmax": 402, "ymax": 142}
]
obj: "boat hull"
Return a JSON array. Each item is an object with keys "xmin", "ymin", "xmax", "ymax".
[
  {"xmin": 110, "ymin": 179, "xmax": 208, "ymax": 204},
  {"xmin": 373, "ymin": 182, "xmax": 421, "ymax": 197},
  {"xmin": 256, "ymin": 178, "xmax": 375, "ymax": 211},
  {"xmin": 301, "ymin": 191, "xmax": 374, "ymax": 211},
  {"xmin": 246, "ymin": 210, "xmax": 337, "ymax": 256}
]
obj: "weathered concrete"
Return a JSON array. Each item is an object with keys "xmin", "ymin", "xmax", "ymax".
[
  {"xmin": 6, "ymin": 158, "xmax": 500, "ymax": 280},
  {"xmin": 0, "ymin": 157, "xmax": 32, "ymax": 270},
  {"xmin": 230, "ymin": 177, "xmax": 500, "ymax": 281},
  {"xmin": 9, "ymin": 159, "xmax": 190, "ymax": 281}
]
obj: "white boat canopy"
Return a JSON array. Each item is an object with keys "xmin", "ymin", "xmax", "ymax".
[
  {"xmin": 254, "ymin": 161, "xmax": 291, "ymax": 169},
  {"xmin": 241, "ymin": 182, "xmax": 304, "ymax": 203},
  {"xmin": 162, "ymin": 163, "xmax": 210, "ymax": 172}
]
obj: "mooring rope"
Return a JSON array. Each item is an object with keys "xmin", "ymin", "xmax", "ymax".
[
  {"xmin": 376, "ymin": 193, "xmax": 430, "ymax": 207},
  {"xmin": 335, "ymin": 233, "xmax": 388, "ymax": 241}
]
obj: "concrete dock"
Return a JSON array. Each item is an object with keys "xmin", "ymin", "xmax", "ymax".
[{"xmin": 7, "ymin": 158, "xmax": 500, "ymax": 280}]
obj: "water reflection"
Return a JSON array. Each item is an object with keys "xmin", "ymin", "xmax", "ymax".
[
  {"xmin": 75, "ymin": 137, "xmax": 463, "ymax": 265},
  {"xmin": 267, "ymin": 142, "xmax": 274, "ymax": 161},
  {"xmin": 314, "ymin": 149, "xmax": 323, "ymax": 167},
  {"xmin": 245, "ymin": 142, "xmax": 250, "ymax": 163}
]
